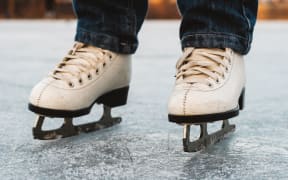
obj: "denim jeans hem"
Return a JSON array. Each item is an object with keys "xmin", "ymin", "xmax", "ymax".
[
  {"xmin": 75, "ymin": 29, "xmax": 138, "ymax": 54},
  {"xmin": 181, "ymin": 33, "xmax": 250, "ymax": 55}
]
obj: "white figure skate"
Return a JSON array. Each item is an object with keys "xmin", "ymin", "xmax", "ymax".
[
  {"xmin": 168, "ymin": 48, "xmax": 245, "ymax": 152},
  {"xmin": 29, "ymin": 42, "xmax": 131, "ymax": 140}
]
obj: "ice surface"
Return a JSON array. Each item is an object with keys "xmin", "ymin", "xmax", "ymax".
[{"xmin": 0, "ymin": 20, "xmax": 287, "ymax": 179}]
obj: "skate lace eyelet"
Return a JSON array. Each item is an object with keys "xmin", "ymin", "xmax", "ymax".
[
  {"xmin": 68, "ymin": 82, "xmax": 74, "ymax": 87},
  {"xmin": 216, "ymin": 79, "xmax": 220, "ymax": 83},
  {"xmin": 208, "ymin": 83, "xmax": 213, "ymax": 87},
  {"xmin": 103, "ymin": 63, "xmax": 106, "ymax": 67},
  {"xmin": 78, "ymin": 79, "xmax": 83, "ymax": 84},
  {"xmin": 96, "ymin": 69, "xmax": 99, "ymax": 74},
  {"xmin": 87, "ymin": 74, "xmax": 92, "ymax": 80}
]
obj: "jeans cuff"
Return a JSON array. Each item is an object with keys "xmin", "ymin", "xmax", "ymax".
[
  {"xmin": 181, "ymin": 33, "xmax": 251, "ymax": 55},
  {"xmin": 75, "ymin": 28, "xmax": 138, "ymax": 54}
]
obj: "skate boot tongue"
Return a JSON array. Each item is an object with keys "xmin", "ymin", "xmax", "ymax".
[
  {"xmin": 50, "ymin": 42, "xmax": 111, "ymax": 85},
  {"xmin": 176, "ymin": 48, "xmax": 231, "ymax": 89}
]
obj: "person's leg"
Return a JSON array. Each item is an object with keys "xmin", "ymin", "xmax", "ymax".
[
  {"xmin": 169, "ymin": 0, "xmax": 258, "ymax": 120},
  {"xmin": 73, "ymin": 0, "xmax": 148, "ymax": 54},
  {"xmin": 29, "ymin": 0, "xmax": 148, "ymax": 140},
  {"xmin": 168, "ymin": 1, "xmax": 258, "ymax": 151},
  {"xmin": 177, "ymin": 0, "xmax": 258, "ymax": 54}
]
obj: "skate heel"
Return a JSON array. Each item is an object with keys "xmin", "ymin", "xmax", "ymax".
[
  {"xmin": 97, "ymin": 86, "xmax": 129, "ymax": 108},
  {"xmin": 239, "ymin": 88, "xmax": 245, "ymax": 110}
]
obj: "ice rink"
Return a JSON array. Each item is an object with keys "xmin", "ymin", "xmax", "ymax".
[{"xmin": 0, "ymin": 20, "xmax": 288, "ymax": 179}]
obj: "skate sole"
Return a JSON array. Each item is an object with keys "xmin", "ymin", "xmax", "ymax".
[
  {"xmin": 168, "ymin": 88, "xmax": 245, "ymax": 123},
  {"xmin": 28, "ymin": 86, "xmax": 129, "ymax": 118},
  {"xmin": 169, "ymin": 108, "xmax": 239, "ymax": 123}
]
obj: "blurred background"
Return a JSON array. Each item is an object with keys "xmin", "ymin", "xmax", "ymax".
[{"xmin": 0, "ymin": 0, "xmax": 288, "ymax": 19}]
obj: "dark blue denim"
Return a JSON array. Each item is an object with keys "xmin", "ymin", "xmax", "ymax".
[{"xmin": 73, "ymin": 0, "xmax": 258, "ymax": 55}]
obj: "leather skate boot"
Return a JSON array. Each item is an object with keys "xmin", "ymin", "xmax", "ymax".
[
  {"xmin": 168, "ymin": 48, "xmax": 245, "ymax": 123},
  {"xmin": 29, "ymin": 41, "xmax": 131, "ymax": 116}
]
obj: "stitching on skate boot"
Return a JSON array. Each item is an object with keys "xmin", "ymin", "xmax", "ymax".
[
  {"xmin": 28, "ymin": 86, "xmax": 129, "ymax": 118},
  {"xmin": 168, "ymin": 88, "xmax": 245, "ymax": 124}
]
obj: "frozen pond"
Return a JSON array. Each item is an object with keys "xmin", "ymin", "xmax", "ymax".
[{"xmin": 0, "ymin": 20, "xmax": 287, "ymax": 179}]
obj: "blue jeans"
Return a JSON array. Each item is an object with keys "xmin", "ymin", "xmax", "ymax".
[{"xmin": 73, "ymin": 0, "xmax": 258, "ymax": 55}]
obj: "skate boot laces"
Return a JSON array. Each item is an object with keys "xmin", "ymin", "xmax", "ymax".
[
  {"xmin": 50, "ymin": 42, "xmax": 113, "ymax": 87},
  {"xmin": 176, "ymin": 48, "xmax": 233, "ymax": 89}
]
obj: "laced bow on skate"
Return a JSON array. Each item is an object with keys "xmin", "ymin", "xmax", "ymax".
[
  {"xmin": 176, "ymin": 48, "xmax": 232, "ymax": 88},
  {"xmin": 50, "ymin": 42, "xmax": 113, "ymax": 86}
]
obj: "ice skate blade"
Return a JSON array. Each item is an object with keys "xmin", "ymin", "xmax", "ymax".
[
  {"xmin": 32, "ymin": 105, "xmax": 121, "ymax": 140},
  {"xmin": 183, "ymin": 120, "xmax": 235, "ymax": 152}
]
